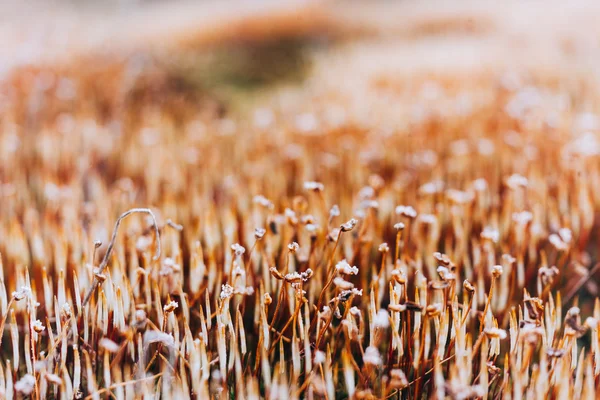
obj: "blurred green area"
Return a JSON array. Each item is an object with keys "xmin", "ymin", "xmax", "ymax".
[{"xmin": 162, "ymin": 37, "xmax": 318, "ymax": 113}]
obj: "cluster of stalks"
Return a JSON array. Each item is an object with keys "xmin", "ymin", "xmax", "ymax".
[{"xmin": 2, "ymin": 52, "xmax": 600, "ymax": 400}]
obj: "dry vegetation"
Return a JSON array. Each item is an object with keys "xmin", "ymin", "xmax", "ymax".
[{"xmin": 3, "ymin": 1, "xmax": 600, "ymax": 399}]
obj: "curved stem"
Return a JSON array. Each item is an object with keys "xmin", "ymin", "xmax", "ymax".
[{"xmin": 82, "ymin": 208, "xmax": 161, "ymax": 310}]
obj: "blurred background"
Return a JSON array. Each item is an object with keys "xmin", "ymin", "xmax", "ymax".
[
  {"xmin": 4, "ymin": 0, "xmax": 600, "ymax": 217},
  {"xmin": 3, "ymin": 0, "xmax": 600, "ymax": 114}
]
